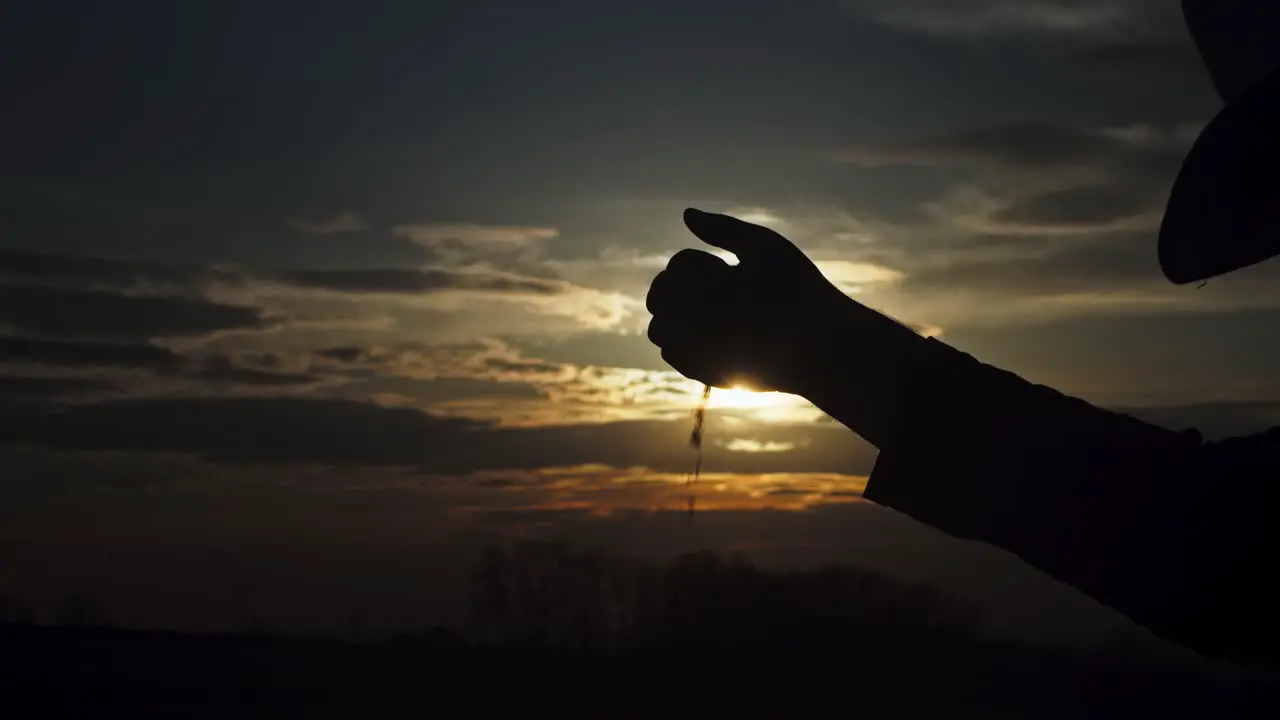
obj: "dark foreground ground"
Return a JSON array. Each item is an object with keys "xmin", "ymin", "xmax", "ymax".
[{"xmin": 4, "ymin": 623, "xmax": 1280, "ymax": 718}]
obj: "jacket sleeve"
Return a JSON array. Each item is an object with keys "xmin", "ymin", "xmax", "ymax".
[{"xmin": 861, "ymin": 339, "xmax": 1280, "ymax": 663}]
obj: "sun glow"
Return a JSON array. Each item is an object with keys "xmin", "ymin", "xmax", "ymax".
[
  {"xmin": 708, "ymin": 385, "xmax": 793, "ymax": 410},
  {"xmin": 669, "ymin": 381, "xmax": 817, "ymax": 424}
]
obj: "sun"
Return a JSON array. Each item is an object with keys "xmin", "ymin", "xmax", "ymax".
[{"xmin": 708, "ymin": 384, "xmax": 788, "ymax": 410}]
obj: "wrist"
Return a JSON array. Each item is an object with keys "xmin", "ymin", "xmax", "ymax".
[{"xmin": 791, "ymin": 298, "xmax": 937, "ymax": 450}]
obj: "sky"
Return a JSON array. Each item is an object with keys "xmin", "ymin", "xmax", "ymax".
[{"xmin": 3, "ymin": 0, "xmax": 1280, "ymax": 653}]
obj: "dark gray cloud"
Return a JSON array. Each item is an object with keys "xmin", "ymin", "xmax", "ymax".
[
  {"xmin": 0, "ymin": 248, "xmax": 235, "ymax": 297},
  {"xmin": 287, "ymin": 209, "xmax": 369, "ymax": 235},
  {"xmin": 0, "ymin": 338, "xmax": 318, "ymax": 393},
  {"xmin": 0, "ymin": 244, "xmax": 633, "ymax": 409},
  {"xmin": 0, "ymin": 376, "xmax": 117, "ymax": 402},
  {"xmin": 1075, "ymin": 42, "xmax": 1203, "ymax": 78},
  {"xmin": 0, "ymin": 247, "xmax": 570, "ymax": 302},
  {"xmin": 314, "ymin": 347, "xmax": 368, "ymax": 364},
  {"xmin": 901, "ymin": 233, "xmax": 1161, "ymax": 294},
  {"xmin": 237, "ymin": 352, "xmax": 287, "ymax": 370},
  {"xmin": 1117, "ymin": 402, "xmax": 1280, "ymax": 441},
  {"xmin": 194, "ymin": 354, "xmax": 317, "ymax": 388},
  {"xmin": 984, "ymin": 183, "xmax": 1164, "ymax": 231},
  {"xmin": 0, "ymin": 248, "xmax": 600, "ymax": 401},
  {"xmin": 0, "ymin": 337, "xmax": 183, "ymax": 373},
  {"xmin": 836, "ymin": 123, "xmax": 1185, "ymax": 173},
  {"xmin": 0, "ymin": 249, "xmax": 340, "ymax": 392},
  {"xmin": 275, "ymin": 268, "xmax": 565, "ymax": 296},
  {"xmin": 836, "ymin": 121, "xmax": 1192, "ymax": 251},
  {"xmin": 2, "ymin": 397, "xmax": 482, "ymax": 468},
  {"xmin": 845, "ymin": 0, "xmax": 1182, "ymax": 39},
  {"xmin": 477, "ymin": 507, "xmax": 596, "ymax": 528},
  {"xmin": 323, "ymin": 376, "xmax": 545, "ymax": 405},
  {"xmin": 0, "ymin": 285, "xmax": 269, "ymax": 342}
]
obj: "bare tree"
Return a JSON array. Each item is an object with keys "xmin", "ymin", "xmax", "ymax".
[
  {"xmin": 54, "ymin": 591, "xmax": 111, "ymax": 628},
  {"xmin": 0, "ymin": 593, "xmax": 36, "ymax": 625}
]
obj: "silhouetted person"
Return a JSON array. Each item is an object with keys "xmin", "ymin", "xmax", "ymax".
[{"xmin": 646, "ymin": 1, "xmax": 1280, "ymax": 667}]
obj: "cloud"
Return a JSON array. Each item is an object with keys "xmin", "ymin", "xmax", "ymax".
[
  {"xmin": 0, "ymin": 376, "xmax": 118, "ymax": 402},
  {"xmin": 193, "ymin": 354, "xmax": 318, "ymax": 387},
  {"xmin": 317, "ymin": 339, "xmax": 825, "ymax": 427},
  {"xmin": 820, "ymin": 119, "xmax": 1280, "ymax": 328},
  {"xmin": 817, "ymin": 117, "xmax": 1280, "ymax": 332},
  {"xmin": 272, "ymin": 268, "xmax": 566, "ymax": 296},
  {"xmin": 1117, "ymin": 402, "xmax": 1280, "ymax": 441},
  {"xmin": 308, "ymin": 339, "xmax": 692, "ymax": 424},
  {"xmin": 983, "ymin": 184, "xmax": 1158, "ymax": 232},
  {"xmin": 0, "ymin": 247, "xmax": 641, "ymax": 357},
  {"xmin": 723, "ymin": 207, "xmax": 785, "ymax": 226},
  {"xmin": 0, "ymin": 248, "xmax": 235, "ymax": 297},
  {"xmin": 0, "ymin": 337, "xmax": 183, "ymax": 373},
  {"xmin": 314, "ymin": 346, "xmax": 368, "ymax": 364},
  {"xmin": 1074, "ymin": 41, "xmax": 1203, "ymax": 78},
  {"xmin": 0, "ymin": 395, "xmax": 880, "ymax": 476},
  {"xmin": 898, "ymin": 232, "xmax": 1160, "ymax": 297},
  {"xmin": 824, "ymin": 126, "xmax": 1181, "ymax": 327},
  {"xmin": 19, "ymin": 393, "xmax": 1247, "ymax": 481},
  {"xmin": 925, "ymin": 183, "xmax": 1165, "ymax": 237},
  {"xmin": 392, "ymin": 223, "xmax": 558, "ymax": 249},
  {"xmin": 687, "ymin": 203, "xmax": 895, "ymax": 258},
  {"xmin": 0, "ymin": 284, "xmax": 270, "ymax": 342},
  {"xmin": 722, "ymin": 439, "xmax": 798, "ymax": 453},
  {"xmin": 0, "ymin": 335, "xmax": 327, "ymax": 400},
  {"xmin": 816, "ymin": 260, "xmax": 906, "ymax": 293},
  {"xmin": 0, "ymin": 246, "xmax": 576, "ymax": 303},
  {"xmin": 252, "ymin": 264, "xmax": 638, "ymax": 337},
  {"xmin": 834, "ymin": 123, "xmax": 1189, "ymax": 172},
  {"xmin": 843, "ymin": 0, "xmax": 1179, "ymax": 38},
  {"xmin": 287, "ymin": 209, "xmax": 369, "ymax": 235},
  {"xmin": 831, "ymin": 123, "xmax": 1196, "ymax": 282},
  {"xmin": 547, "ymin": 240, "xmax": 903, "ymax": 308},
  {"xmin": 4, "ymin": 396, "xmax": 481, "ymax": 467}
]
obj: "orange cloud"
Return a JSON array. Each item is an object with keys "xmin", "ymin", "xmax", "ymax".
[{"xmin": 451, "ymin": 465, "xmax": 868, "ymax": 515}]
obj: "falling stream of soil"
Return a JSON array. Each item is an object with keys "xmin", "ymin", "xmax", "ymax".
[{"xmin": 687, "ymin": 384, "xmax": 712, "ymax": 517}]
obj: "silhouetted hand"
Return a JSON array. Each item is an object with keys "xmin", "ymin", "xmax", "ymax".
[{"xmin": 646, "ymin": 208, "xmax": 852, "ymax": 394}]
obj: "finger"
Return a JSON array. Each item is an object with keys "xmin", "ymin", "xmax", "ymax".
[
  {"xmin": 647, "ymin": 308, "xmax": 726, "ymax": 352},
  {"xmin": 645, "ymin": 269, "xmax": 670, "ymax": 316},
  {"xmin": 645, "ymin": 315, "xmax": 675, "ymax": 349},
  {"xmin": 667, "ymin": 247, "xmax": 731, "ymax": 275},
  {"xmin": 683, "ymin": 208, "xmax": 782, "ymax": 262},
  {"xmin": 645, "ymin": 249, "xmax": 732, "ymax": 316}
]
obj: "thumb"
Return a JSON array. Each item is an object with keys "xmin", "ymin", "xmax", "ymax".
[{"xmin": 683, "ymin": 208, "xmax": 785, "ymax": 262}]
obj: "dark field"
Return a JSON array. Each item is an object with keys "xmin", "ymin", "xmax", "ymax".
[{"xmin": 3, "ymin": 544, "xmax": 1278, "ymax": 718}]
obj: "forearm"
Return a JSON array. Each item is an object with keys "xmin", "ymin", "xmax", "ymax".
[
  {"xmin": 792, "ymin": 300, "xmax": 945, "ymax": 453},
  {"xmin": 796, "ymin": 302, "xmax": 1209, "ymax": 644}
]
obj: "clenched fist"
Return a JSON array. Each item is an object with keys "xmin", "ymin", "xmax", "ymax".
[{"xmin": 645, "ymin": 208, "xmax": 853, "ymax": 395}]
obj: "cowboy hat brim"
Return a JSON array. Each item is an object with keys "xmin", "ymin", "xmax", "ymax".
[{"xmin": 1159, "ymin": 69, "xmax": 1280, "ymax": 285}]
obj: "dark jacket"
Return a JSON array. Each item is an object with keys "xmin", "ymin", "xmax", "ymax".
[{"xmin": 860, "ymin": 339, "xmax": 1280, "ymax": 666}]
